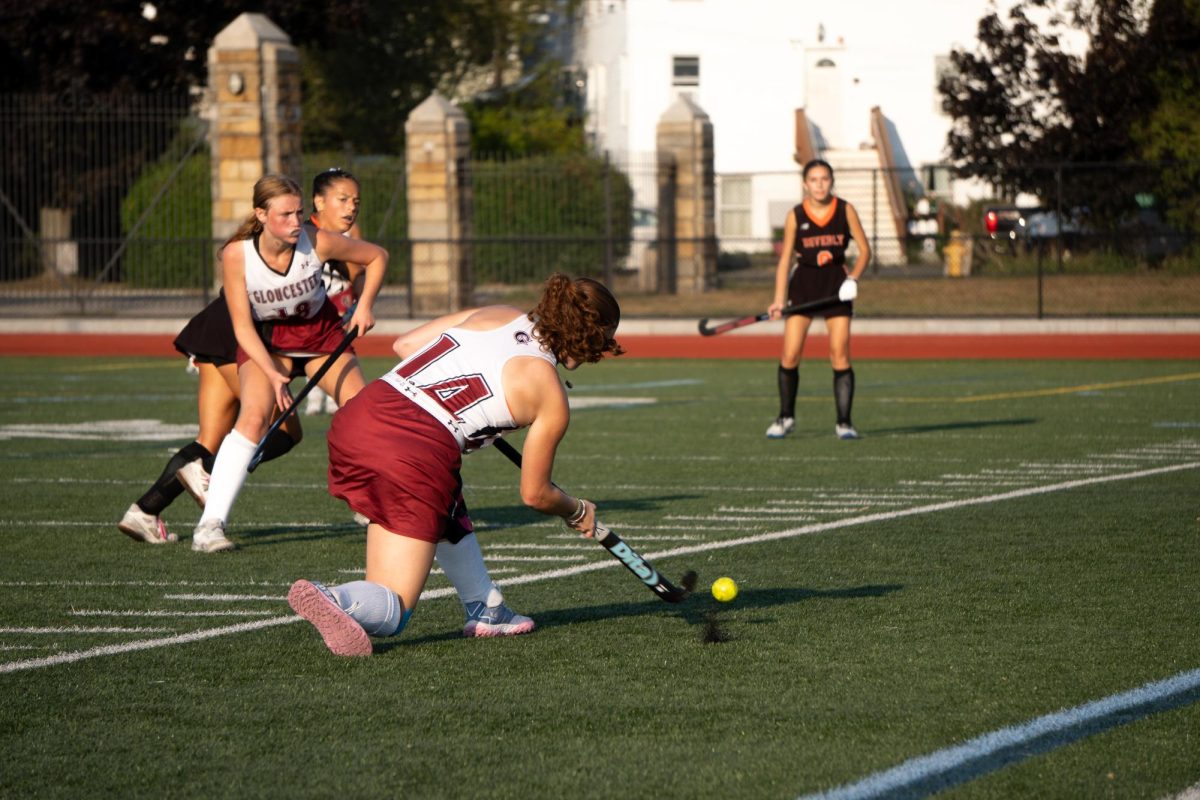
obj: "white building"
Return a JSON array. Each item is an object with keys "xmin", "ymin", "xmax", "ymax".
[{"xmin": 575, "ymin": 0, "xmax": 1021, "ymax": 260}]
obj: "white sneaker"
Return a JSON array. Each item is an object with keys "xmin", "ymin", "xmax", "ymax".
[
  {"xmin": 175, "ymin": 458, "xmax": 210, "ymax": 508},
  {"xmin": 835, "ymin": 424, "xmax": 860, "ymax": 440},
  {"xmin": 118, "ymin": 504, "xmax": 178, "ymax": 544},
  {"xmin": 304, "ymin": 389, "xmax": 328, "ymax": 416},
  {"xmin": 192, "ymin": 519, "xmax": 236, "ymax": 553},
  {"xmin": 323, "ymin": 394, "xmax": 339, "ymax": 414},
  {"xmin": 765, "ymin": 417, "xmax": 795, "ymax": 439},
  {"xmin": 353, "ymin": 512, "xmax": 370, "ymax": 527}
]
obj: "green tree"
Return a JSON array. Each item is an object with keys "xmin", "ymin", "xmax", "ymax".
[
  {"xmin": 1131, "ymin": 0, "xmax": 1200, "ymax": 229},
  {"xmin": 939, "ymin": 0, "xmax": 1200, "ymax": 231},
  {"xmin": 0, "ymin": 1, "xmax": 367, "ymax": 94}
]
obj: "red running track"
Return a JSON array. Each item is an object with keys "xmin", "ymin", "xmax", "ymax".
[{"xmin": 1, "ymin": 332, "xmax": 1198, "ymax": 359}]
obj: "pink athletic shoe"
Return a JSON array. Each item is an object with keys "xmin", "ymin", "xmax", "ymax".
[{"xmin": 287, "ymin": 580, "xmax": 372, "ymax": 657}]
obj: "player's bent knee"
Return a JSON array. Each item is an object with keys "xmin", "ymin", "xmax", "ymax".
[{"xmin": 337, "ymin": 580, "xmax": 409, "ymax": 637}]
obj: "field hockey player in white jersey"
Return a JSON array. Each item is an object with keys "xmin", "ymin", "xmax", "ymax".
[
  {"xmin": 191, "ymin": 174, "xmax": 386, "ymax": 554},
  {"xmin": 294, "ymin": 166, "xmax": 542, "ymax": 636},
  {"xmin": 287, "ymin": 273, "xmax": 624, "ymax": 656}
]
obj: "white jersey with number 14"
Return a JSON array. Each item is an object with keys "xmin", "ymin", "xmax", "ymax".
[{"xmin": 383, "ymin": 315, "xmax": 557, "ymax": 452}]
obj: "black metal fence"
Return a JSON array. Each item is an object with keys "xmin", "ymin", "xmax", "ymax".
[
  {"xmin": 0, "ymin": 91, "xmax": 1195, "ymax": 318},
  {"xmin": 0, "ymin": 91, "xmax": 207, "ymax": 316}
]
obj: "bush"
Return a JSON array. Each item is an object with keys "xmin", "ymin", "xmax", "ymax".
[
  {"xmin": 470, "ymin": 154, "xmax": 634, "ymax": 284},
  {"xmin": 120, "ymin": 125, "xmax": 212, "ymax": 289}
]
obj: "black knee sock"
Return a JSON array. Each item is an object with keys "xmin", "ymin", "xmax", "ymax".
[
  {"xmin": 778, "ymin": 365, "xmax": 799, "ymax": 419},
  {"xmin": 258, "ymin": 429, "xmax": 298, "ymax": 465},
  {"xmin": 136, "ymin": 441, "xmax": 212, "ymax": 516},
  {"xmin": 834, "ymin": 368, "xmax": 855, "ymax": 426}
]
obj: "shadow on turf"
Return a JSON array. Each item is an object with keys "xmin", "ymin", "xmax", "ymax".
[
  {"xmin": 375, "ymin": 583, "xmax": 903, "ymax": 652},
  {"xmin": 868, "ymin": 417, "xmax": 1037, "ymax": 436},
  {"xmin": 231, "ymin": 496, "xmax": 706, "ymax": 548}
]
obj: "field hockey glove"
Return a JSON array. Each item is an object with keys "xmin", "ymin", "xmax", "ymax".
[{"xmin": 838, "ymin": 277, "xmax": 858, "ymax": 302}]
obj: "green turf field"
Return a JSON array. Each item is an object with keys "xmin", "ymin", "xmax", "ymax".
[{"xmin": 1, "ymin": 355, "xmax": 1198, "ymax": 799}]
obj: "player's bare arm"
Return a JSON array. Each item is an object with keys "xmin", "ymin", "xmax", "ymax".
[
  {"xmin": 505, "ymin": 357, "xmax": 595, "ymax": 535},
  {"xmin": 845, "ymin": 203, "xmax": 871, "ymax": 280},
  {"xmin": 769, "ymin": 210, "xmax": 797, "ymax": 318},
  {"xmin": 221, "ymin": 247, "xmax": 291, "ymax": 411},
  {"xmin": 312, "ymin": 229, "xmax": 387, "ymax": 336}
]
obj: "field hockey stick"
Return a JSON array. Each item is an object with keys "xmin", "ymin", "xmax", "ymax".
[
  {"xmin": 247, "ymin": 324, "xmax": 358, "ymax": 473},
  {"xmin": 491, "ymin": 438, "xmax": 697, "ymax": 603},
  {"xmin": 697, "ymin": 294, "xmax": 841, "ymax": 337}
]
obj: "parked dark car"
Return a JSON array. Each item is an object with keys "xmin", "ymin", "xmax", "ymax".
[
  {"xmin": 1021, "ymin": 207, "xmax": 1185, "ymax": 265},
  {"xmin": 1021, "ymin": 209, "xmax": 1088, "ymax": 255},
  {"xmin": 983, "ymin": 205, "xmax": 1038, "ymax": 251}
]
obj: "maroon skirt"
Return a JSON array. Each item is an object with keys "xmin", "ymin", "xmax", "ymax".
[
  {"xmin": 237, "ymin": 299, "xmax": 354, "ymax": 368},
  {"xmin": 327, "ymin": 380, "xmax": 473, "ymax": 544}
]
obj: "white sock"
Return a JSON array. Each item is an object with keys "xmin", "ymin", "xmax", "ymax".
[
  {"xmin": 199, "ymin": 429, "xmax": 256, "ymax": 525},
  {"xmin": 436, "ymin": 534, "xmax": 494, "ymax": 606},
  {"xmin": 328, "ymin": 581, "xmax": 404, "ymax": 636},
  {"xmin": 305, "ymin": 387, "xmax": 327, "ymax": 411}
]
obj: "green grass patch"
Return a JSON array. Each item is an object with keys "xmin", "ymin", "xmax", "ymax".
[{"xmin": 1, "ymin": 357, "xmax": 1198, "ymax": 798}]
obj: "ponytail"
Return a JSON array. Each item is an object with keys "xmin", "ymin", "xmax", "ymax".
[{"xmin": 529, "ymin": 273, "xmax": 624, "ymax": 363}]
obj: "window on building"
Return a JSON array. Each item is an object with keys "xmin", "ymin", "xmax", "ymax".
[
  {"xmin": 672, "ymin": 56, "xmax": 700, "ymax": 87},
  {"xmin": 719, "ymin": 176, "xmax": 752, "ymax": 238}
]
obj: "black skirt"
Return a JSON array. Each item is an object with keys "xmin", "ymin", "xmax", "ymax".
[
  {"xmin": 173, "ymin": 292, "xmax": 238, "ymax": 366},
  {"xmin": 787, "ymin": 265, "xmax": 852, "ymax": 318}
]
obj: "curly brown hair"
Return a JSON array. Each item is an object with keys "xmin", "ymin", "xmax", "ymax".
[{"xmin": 529, "ymin": 274, "xmax": 625, "ymax": 364}]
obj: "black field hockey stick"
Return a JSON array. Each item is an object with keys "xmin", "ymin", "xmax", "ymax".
[
  {"xmin": 492, "ymin": 437, "xmax": 697, "ymax": 603},
  {"xmin": 247, "ymin": 325, "xmax": 358, "ymax": 473},
  {"xmin": 697, "ymin": 294, "xmax": 841, "ymax": 337}
]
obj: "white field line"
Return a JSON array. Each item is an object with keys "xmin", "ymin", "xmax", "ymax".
[
  {"xmin": 666, "ymin": 514, "xmax": 819, "ymax": 523},
  {"xmin": 1163, "ymin": 780, "xmax": 1200, "ymax": 800},
  {"xmin": 70, "ymin": 610, "xmax": 274, "ymax": 617},
  {"xmin": 720, "ymin": 506, "xmax": 874, "ymax": 515},
  {"xmin": 480, "ymin": 554, "xmax": 589, "ymax": 562},
  {"xmin": 0, "ymin": 626, "xmax": 172, "ymax": 634},
  {"xmin": 0, "ymin": 617, "xmax": 300, "ymax": 674},
  {"xmin": 484, "ymin": 543, "xmax": 594, "ymax": 551},
  {"xmin": 767, "ymin": 499, "xmax": 912, "ymax": 507},
  {"xmin": 2, "ymin": 460, "xmax": 1196, "ymax": 676},
  {"xmin": 543, "ymin": 532, "xmax": 704, "ymax": 540},
  {"xmin": 330, "ymin": 567, "xmax": 520, "ymax": 576},
  {"xmin": 0, "ymin": 580, "xmax": 289, "ymax": 588},
  {"xmin": 799, "ymin": 667, "xmax": 1200, "ymax": 800},
  {"xmin": 162, "ymin": 594, "xmax": 285, "ymax": 602}
]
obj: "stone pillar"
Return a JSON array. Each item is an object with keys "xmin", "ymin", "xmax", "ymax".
[
  {"xmin": 405, "ymin": 93, "xmax": 472, "ymax": 314},
  {"xmin": 656, "ymin": 96, "xmax": 716, "ymax": 294},
  {"xmin": 206, "ymin": 13, "xmax": 302, "ymax": 253}
]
